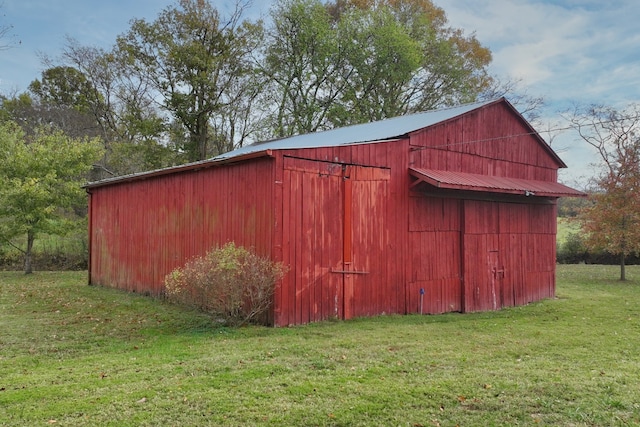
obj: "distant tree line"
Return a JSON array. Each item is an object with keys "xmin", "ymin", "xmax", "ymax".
[
  {"xmin": 19, "ymin": 0, "xmax": 640, "ymax": 276},
  {"xmin": 0, "ymin": 0, "xmax": 517, "ymax": 179}
]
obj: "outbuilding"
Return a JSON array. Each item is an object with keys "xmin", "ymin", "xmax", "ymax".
[{"xmin": 86, "ymin": 98, "xmax": 584, "ymax": 326}]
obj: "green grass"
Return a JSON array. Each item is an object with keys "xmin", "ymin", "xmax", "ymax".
[{"xmin": 1, "ymin": 267, "xmax": 640, "ymax": 426}]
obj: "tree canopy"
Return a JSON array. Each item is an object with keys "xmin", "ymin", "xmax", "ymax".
[
  {"xmin": 568, "ymin": 104, "xmax": 640, "ymax": 280},
  {"xmin": 260, "ymin": 0, "xmax": 492, "ymax": 136},
  {"xmin": 2, "ymin": 0, "xmax": 496, "ymax": 175},
  {"xmin": 0, "ymin": 122, "xmax": 104, "ymax": 273},
  {"xmin": 116, "ymin": 0, "xmax": 262, "ymax": 161}
]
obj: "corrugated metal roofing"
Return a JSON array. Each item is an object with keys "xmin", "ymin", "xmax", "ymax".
[
  {"xmin": 214, "ymin": 99, "xmax": 498, "ymax": 160},
  {"xmin": 86, "ymin": 97, "xmax": 566, "ymax": 189},
  {"xmin": 410, "ymin": 167, "xmax": 587, "ymax": 198}
]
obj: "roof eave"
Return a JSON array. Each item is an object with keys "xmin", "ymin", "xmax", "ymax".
[{"xmin": 84, "ymin": 149, "xmax": 274, "ymax": 190}]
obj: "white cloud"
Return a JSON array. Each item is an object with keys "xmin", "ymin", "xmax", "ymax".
[
  {"xmin": 443, "ymin": 0, "xmax": 638, "ymax": 104},
  {"xmin": 441, "ymin": 0, "xmax": 639, "ymax": 183}
]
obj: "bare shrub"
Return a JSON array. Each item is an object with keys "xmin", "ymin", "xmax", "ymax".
[{"xmin": 164, "ymin": 242, "xmax": 287, "ymax": 325}]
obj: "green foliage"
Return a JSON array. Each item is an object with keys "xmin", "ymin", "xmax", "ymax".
[
  {"xmin": 0, "ymin": 121, "xmax": 104, "ymax": 273},
  {"xmin": 568, "ymin": 104, "xmax": 640, "ymax": 279},
  {"xmin": 28, "ymin": 66, "xmax": 101, "ymax": 114},
  {"xmin": 261, "ymin": 0, "xmax": 493, "ymax": 136},
  {"xmin": 2, "ymin": 266, "xmax": 640, "ymax": 425},
  {"xmin": 23, "ymin": 0, "xmax": 495, "ymax": 173},
  {"xmin": 165, "ymin": 242, "xmax": 287, "ymax": 325},
  {"xmin": 115, "ymin": 0, "xmax": 261, "ymax": 161},
  {"xmin": 557, "ymin": 231, "xmax": 588, "ymax": 264},
  {"xmin": 0, "ymin": 231, "xmax": 88, "ymax": 271},
  {"xmin": 261, "ymin": 0, "xmax": 345, "ymax": 136},
  {"xmin": 107, "ymin": 139, "xmax": 181, "ymax": 175}
]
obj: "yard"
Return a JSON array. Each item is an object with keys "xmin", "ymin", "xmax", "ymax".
[{"xmin": 1, "ymin": 265, "xmax": 639, "ymax": 426}]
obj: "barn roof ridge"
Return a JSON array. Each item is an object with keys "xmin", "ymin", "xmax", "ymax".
[
  {"xmin": 85, "ymin": 97, "xmax": 564, "ymax": 189},
  {"xmin": 213, "ymin": 98, "xmax": 501, "ymax": 161}
]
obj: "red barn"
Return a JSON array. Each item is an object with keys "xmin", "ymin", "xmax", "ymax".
[{"xmin": 86, "ymin": 98, "xmax": 584, "ymax": 326}]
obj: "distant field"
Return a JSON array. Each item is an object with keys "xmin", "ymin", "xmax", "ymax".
[
  {"xmin": 1, "ymin": 265, "xmax": 639, "ymax": 426},
  {"xmin": 557, "ymin": 216, "xmax": 581, "ymax": 246}
]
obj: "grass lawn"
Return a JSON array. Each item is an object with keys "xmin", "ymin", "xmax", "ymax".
[{"xmin": 1, "ymin": 266, "xmax": 639, "ymax": 426}]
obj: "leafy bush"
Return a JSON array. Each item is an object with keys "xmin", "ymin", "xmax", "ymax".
[
  {"xmin": 557, "ymin": 231, "xmax": 640, "ymax": 265},
  {"xmin": 164, "ymin": 242, "xmax": 287, "ymax": 325},
  {"xmin": 557, "ymin": 232, "xmax": 588, "ymax": 264}
]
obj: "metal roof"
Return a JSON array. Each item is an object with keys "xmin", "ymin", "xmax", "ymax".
[
  {"xmin": 86, "ymin": 97, "xmax": 568, "ymax": 189},
  {"xmin": 410, "ymin": 167, "xmax": 587, "ymax": 198},
  {"xmin": 214, "ymin": 99, "xmax": 498, "ymax": 160}
]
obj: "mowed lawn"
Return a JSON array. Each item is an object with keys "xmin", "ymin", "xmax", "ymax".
[{"xmin": 1, "ymin": 266, "xmax": 639, "ymax": 426}]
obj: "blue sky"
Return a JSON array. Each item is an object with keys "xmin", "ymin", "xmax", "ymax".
[{"xmin": 1, "ymin": 0, "xmax": 638, "ymax": 186}]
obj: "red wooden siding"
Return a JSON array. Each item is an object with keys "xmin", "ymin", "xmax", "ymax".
[
  {"xmin": 87, "ymin": 99, "xmax": 574, "ymax": 326},
  {"xmin": 88, "ymin": 158, "xmax": 276, "ymax": 294},
  {"xmin": 276, "ymin": 156, "xmax": 393, "ymax": 325},
  {"xmin": 409, "ymin": 101, "xmax": 559, "ymax": 181},
  {"xmin": 348, "ymin": 164, "xmax": 393, "ymax": 318},
  {"xmin": 279, "ymin": 157, "xmax": 344, "ymax": 325},
  {"xmin": 407, "ymin": 196, "xmax": 462, "ymax": 314},
  {"xmin": 407, "ymin": 196, "xmax": 558, "ymax": 315},
  {"xmin": 461, "ymin": 200, "xmax": 557, "ymax": 312}
]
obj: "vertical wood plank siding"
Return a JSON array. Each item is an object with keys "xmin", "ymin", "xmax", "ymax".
[
  {"xmin": 88, "ymin": 100, "xmax": 567, "ymax": 325},
  {"xmin": 89, "ymin": 158, "xmax": 275, "ymax": 294},
  {"xmin": 274, "ymin": 147, "xmax": 401, "ymax": 326},
  {"xmin": 409, "ymin": 103, "xmax": 558, "ymax": 181},
  {"xmin": 407, "ymin": 102, "xmax": 560, "ymax": 315}
]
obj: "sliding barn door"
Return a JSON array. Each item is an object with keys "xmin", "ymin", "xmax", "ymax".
[
  {"xmin": 346, "ymin": 165, "xmax": 391, "ymax": 318},
  {"xmin": 281, "ymin": 157, "xmax": 390, "ymax": 324},
  {"xmin": 463, "ymin": 200, "xmax": 502, "ymax": 312},
  {"xmin": 282, "ymin": 158, "xmax": 344, "ymax": 324},
  {"xmin": 462, "ymin": 199, "xmax": 558, "ymax": 312}
]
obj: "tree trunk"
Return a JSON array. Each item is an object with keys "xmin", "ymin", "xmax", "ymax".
[
  {"xmin": 620, "ymin": 252, "xmax": 626, "ymax": 281},
  {"xmin": 24, "ymin": 230, "xmax": 35, "ymax": 274}
]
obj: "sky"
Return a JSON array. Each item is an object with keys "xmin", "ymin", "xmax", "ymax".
[{"xmin": 0, "ymin": 0, "xmax": 638, "ymax": 187}]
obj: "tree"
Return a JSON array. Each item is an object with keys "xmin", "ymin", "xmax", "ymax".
[
  {"xmin": 0, "ymin": 122, "xmax": 104, "ymax": 273},
  {"xmin": 259, "ymin": 0, "xmax": 349, "ymax": 137},
  {"xmin": 357, "ymin": 0, "xmax": 492, "ymax": 112},
  {"xmin": 58, "ymin": 41, "xmax": 182, "ymax": 177},
  {"xmin": 331, "ymin": 4, "xmax": 424, "ymax": 124},
  {"xmin": 259, "ymin": 0, "xmax": 493, "ymax": 136},
  {"xmin": 0, "ymin": 67, "xmax": 107, "ymax": 142},
  {"xmin": 0, "ymin": 5, "xmax": 18, "ymax": 51},
  {"xmin": 116, "ymin": 0, "xmax": 261, "ymax": 161},
  {"xmin": 28, "ymin": 66, "xmax": 99, "ymax": 114},
  {"xmin": 568, "ymin": 104, "xmax": 640, "ymax": 280}
]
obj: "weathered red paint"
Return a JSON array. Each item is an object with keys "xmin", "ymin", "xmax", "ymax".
[{"xmin": 86, "ymin": 98, "xmax": 585, "ymax": 326}]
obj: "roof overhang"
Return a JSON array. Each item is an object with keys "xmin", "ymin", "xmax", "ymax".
[
  {"xmin": 409, "ymin": 167, "xmax": 586, "ymax": 198},
  {"xmin": 85, "ymin": 149, "xmax": 274, "ymax": 190}
]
